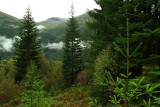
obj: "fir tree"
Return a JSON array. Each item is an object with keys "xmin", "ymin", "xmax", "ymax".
[
  {"xmin": 87, "ymin": 0, "xmax": 122, "ymax": 67},
  {"xmin": 115, "ymin": 0, "xmax": 160, "ymax": 77},
  {"xmin": 21, "ymin": 62, "xmax": 45, "ymax": 107},
  {"xmin": 13, "ymin": 8, "xmax": 41, "ymax": 82},
  {"xmin": 88, "ymin": 0, "xmax": 160, "ymax": 77},
  {"xmin": 62, "ymin": 4, "xmax": 83, "ymax": 87}
]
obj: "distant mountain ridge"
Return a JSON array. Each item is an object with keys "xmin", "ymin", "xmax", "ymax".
[
  {"xmin": 0, "ymin": 11, "xmax": 89, "ymax": 43},
  {"xmin": 0, "ymin": 11, "xmax": 20, "ymax": 24},
  {"xmin": 0, "ymin": 11, "xmax": 89, "ymax": 60},
  {"xmin": 0, "ymin": 11, "xmax": 20, "ymax": 38},
  {"xmin": 38, "ymin": 17, "xmax": 66, "ymax": 25}
]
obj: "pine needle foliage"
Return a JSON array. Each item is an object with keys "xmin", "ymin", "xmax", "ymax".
[
  {"xmin": 13, "ymin": 7, "xmax": 41, "ymax": 82},
  {"xmin": 62, "ymin": 4, "xmax": 83, "ymax": 87}
]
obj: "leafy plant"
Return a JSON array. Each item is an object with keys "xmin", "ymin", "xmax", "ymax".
[
  {"xmin": 16, "ymin": 62, "xmax": 51, "ymax": 107},
  {"xmin": 94, "ymin": 70, "xmax": 160, "ymax": 106},
  {"xmin": 89, "ymin": 97, "xmax": 102, "ymax": 107},
  {"xmin": 153, "ymin": 97, "xmax": 160, "ymax": 105},
  {"xmin": 89, "ymin": 44, "xmax": 118, "ymax": 106},
  {"xmin": 143, "ymin": 98, "xmax": 152, "ymax": 107}
]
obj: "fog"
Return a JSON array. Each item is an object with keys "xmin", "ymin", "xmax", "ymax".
[
  {"xmin": 43, "ymin": 42, "xmax": 64, "ymax": 50},
  {"xmin": 36, "ymin": 25, "xmax": 46, "ymax": 30},
  {"xmin": 0, "ymin": 36, "xmax": 14, "ymax": 51},
  {"xmin": 0, "ymin": 36, "xmax": 64, "ymax": 51},
  {"xmin": 0, "ymin": 35, "xmax": 90, "ymax": 52}
]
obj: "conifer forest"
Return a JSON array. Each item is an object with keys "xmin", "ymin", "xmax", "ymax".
[{"xmin": 0, "ymin": 0, "xmax": 160, "ymax": 107}]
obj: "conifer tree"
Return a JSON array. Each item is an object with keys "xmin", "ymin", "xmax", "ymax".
[
  {"xmin": 88, "ymin": 0, "xmax": 160, "ymax": 77},
  {"xmin": 115, "ymin": 0, "xmax": 160, "ymax": 77},
  {"xmin": 87, "ymin": 0, "xmax": 122, "ymax": 67},
  {"xmin": 13, "ymin": 8, "xmax": 41, "ymax": 82},
  {"xmin": 62, "ymin": 4, "xmax": 83, "ymax": 87}
]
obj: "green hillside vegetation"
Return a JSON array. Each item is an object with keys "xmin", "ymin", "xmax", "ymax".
[
  {"xmin": 0, "ymin": 11, "xmax": 20, "ymax": 25},
  {"xmin": 38, "ymin": 17, "xmax": 66, "ymax": 26},
  {"xmin": 39, "ymin": 22, "xmax": 66, "ymax": 43},
  {"xmin": 1, "ymin": 0, "xmax": 160, "ymax": 106},
  {"xmin": 0, "ymin": 11, "xmax": 89, "ymax": 61},
  {"xmin": 39, "ymin": 13, "xmax": 89, "ymax": 43},
  {"xmin": 0, "ymin": 11, "xmax": 20, "ymax": 38},
  {"xmin": 0, "ymin": 11, "xmax": 89, "ymax": 43}
]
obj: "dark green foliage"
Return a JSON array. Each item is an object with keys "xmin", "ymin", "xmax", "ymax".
[
  {"xmin": 87, "ymin": 0, "xmax": 160, "ymax": 78},
  {"xmin": 87, "ymin": 0, "xmax": 121, "ymax": 66},
  {"xmin": 43, "ymin": 48, "xmax": 63, "ymax": 61},
  {"xmin": 13, "ymin": 8, "xmax": 41, "ymax": 82},
  {"xmin": 142, "ymin": 64, "xmax": 160, "ymax": 93},
  {"xmin": 62, "ymin": 4, "xmax": 83, "ymax": 87},
  {"xmin": 114, "ymin": 0, "xmax": 160, "ymax": 77}
]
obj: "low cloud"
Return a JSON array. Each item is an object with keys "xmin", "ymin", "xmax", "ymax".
[
  {"xmin": 36, "ymin": 25, "xmax": 46, "ymax": 30},
  {"xmin": 0, "ymin": 36, "xmax": 14, "ymax": 51},
  {"xmin": 42, "ymin": 40, "xmax": 91, "ymax": 50},
  {"xmin": 0, "ymin": 35, "xmax": 91, "ymax": 52},
  {"xmin": 43, "ymin": 42, "xmax": 64, "ymax": 50},
  {"xmin": 0, "ymin": 35, "xmax": 64, "ymax": 51},
  {"xmin": 80, "ymin": 40, "xmax": 91, "ymax": 48},
  {"xmin": 0, "ymin": 35, "xmax": 20, "ymax": 52}
]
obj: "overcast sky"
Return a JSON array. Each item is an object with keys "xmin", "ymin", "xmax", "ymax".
[{"xmin": 0, "ymin": 0, "xmax": 99, "ymax": 22}]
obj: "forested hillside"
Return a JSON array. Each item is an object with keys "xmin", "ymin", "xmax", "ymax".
[
  {"xmin": 0, "ymin": 0, "xmax": 160, "ymax": 107},
  {"xmin": 0, "ymin": 11, "xmax": 89, "ymax": 60}
]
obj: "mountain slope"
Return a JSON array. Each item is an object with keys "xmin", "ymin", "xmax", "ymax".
[
  {"xmin": 0, "ymin": 11, "xmax": 20, "ymax": 38},
  {"xmin": 0, "ymin": 11, "xmax": 89, "ymax": 60},
  {"xmin": 38, "ymin": 17, "xmax": 66, "ymax": 25},
  {"xmin": 0, "ymin": 11, "xmax": 20, "ymax": 24},
  {"xmin": 39, "ymin": 13, "xmax": 89, "ymax": 43}
]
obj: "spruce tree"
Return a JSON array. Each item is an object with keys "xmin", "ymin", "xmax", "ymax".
[
  {"xmin": 87, "ymin": 0, "xmax": 122, "ymax": 67},
  {"xmin": 62, "ymin": 4, "xmax": 83, "ymax": 87},
  {"xmin": 88, "ymin": 0, "xmax": 160, "ymax": 77},
  {"xmin": 115, "ymin": 0, "xmax": 160, "ymax": 77},
  {"xmin": 13, "ymin": 8, "xmax": 41, "ymax": 82}
]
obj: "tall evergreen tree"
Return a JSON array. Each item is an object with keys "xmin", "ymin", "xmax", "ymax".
[
  {"xmin": 87, "ymin": 0, "xmax": 122, "ymax": 67},
  {"xmin": 62, "ymin": 4, "xmax": 83, "ymax": 87},
  {"xmin": 87, "ymin": 0, "xmax": 160, "ymax": 77},
  {"xmin": 13, "ymin": 8, "xmax": 41, "ymax": 82},
  {"xmin": 115, "ymin": 0, "xmax": 160, "ymax": 77}
]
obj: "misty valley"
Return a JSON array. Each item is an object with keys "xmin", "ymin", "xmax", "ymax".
[{"xmin": 0, "ymin": 0, "xmax": 160, "ymax": 107}]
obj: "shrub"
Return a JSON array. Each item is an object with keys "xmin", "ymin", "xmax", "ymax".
[
  {"xmin": 16, "ymin": 61, "xmax": 52, "ymax": 107},
  {"xmin": 89, "ymin": 45, "xmax": 119, "ymax": 106},
  {"xmin": 0, "ymin": 78, "xmax": 22, "ymax": 105},
  {"xmin": 43, "ymin": 61, "xmax": 64, "ymax": 94},
  {"xmin": 39, "ymin": 52, "xmax": 52, "ymax": 75},
  {"xmin": 76, "ymin": 68, "xmax": 91, "ymax": 85},
  {"xmin": 0, "ymin": 59, "xmax": 15, "ymax": 82},
  {"xmin": 94, "ymin": 45, "xmax": 119, "ymax": 80}
]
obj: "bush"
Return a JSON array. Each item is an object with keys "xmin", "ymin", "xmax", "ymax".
[
  {"xmin": 89, "ymin": 45, "xmax": 119, "ymax": 106},
  {"xmin": 76, "ymin": 68, "xmax": 91, "ymax": 85},
  {"xmin": 94, "ymin": 45, "xmax": 119, "ymax": 79},
  {"xmin": 0, "ymin": 59, "xmax": 15, "ymax": 82},
  {"xmin": 0, "ymin": 78, "xmax": 23, "ymax": 105},
  {"xmin": 43, "ymin": 61, "xmax": 64, "ymax": 94},
  {"xmin": 39, "ymin": 52, "xmax": 52, "ymax": 75},
  {"xmin": 16, "ymin": 61, "xmax": 52, "ymax": 107},
  {"xmin": 93, "ymin": 54, "xmax": 160, "ymax": 106}
]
